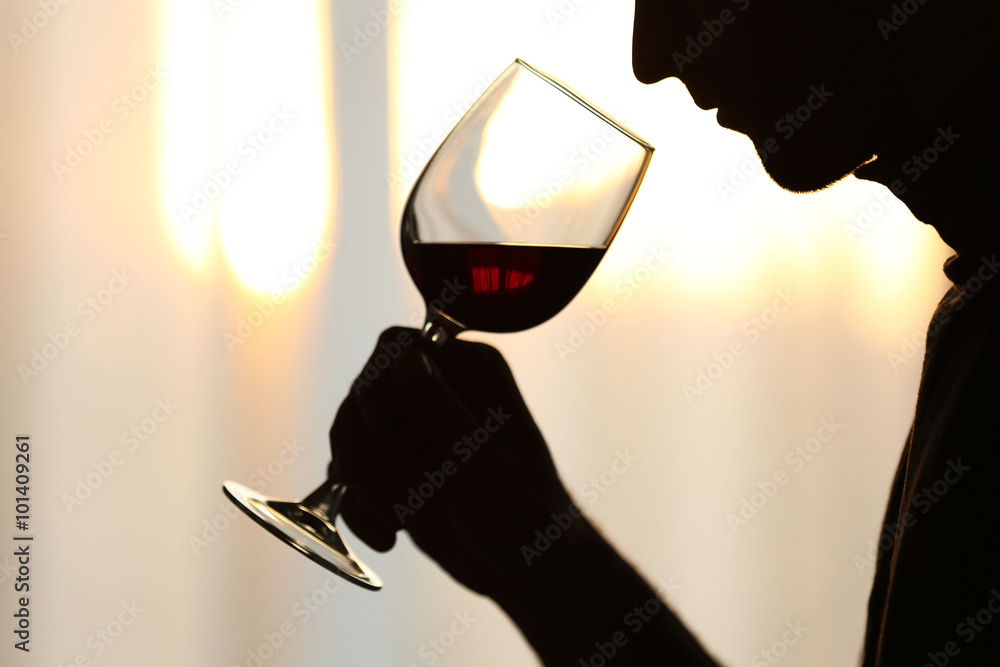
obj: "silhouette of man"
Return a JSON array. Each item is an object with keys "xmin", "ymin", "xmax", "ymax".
[{"xmin": 331, "ymin": 2, "xmax": 1000, "ymax": 664}]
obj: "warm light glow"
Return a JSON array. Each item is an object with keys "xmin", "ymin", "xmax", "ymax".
[
  {"xmin": 468, "ymin": 68, "xmax": 650, "ymax": 247},
  {"xmin": 216, "ymin": 3, "xmax": 334, "ymax": 294},
  {"xmin": 158, "ymin": 1, "xmax": 218, "ymax": 270},
  {"xmin": 159, "ymin": 1, "xmax": 335, "ymax": 294},
  {"xmin": 474, "ymin": 71, "xmax": 613, "ymax": 210}
]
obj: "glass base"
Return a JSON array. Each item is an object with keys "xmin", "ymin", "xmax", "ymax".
[{"xmin": 223, "ymin": 481, "xmax": 383, "ymax": 590}]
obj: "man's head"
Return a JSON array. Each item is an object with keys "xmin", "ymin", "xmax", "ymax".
[{"xmin": 633, "ymin": 1, "xmax": 999, "ymax": 194}]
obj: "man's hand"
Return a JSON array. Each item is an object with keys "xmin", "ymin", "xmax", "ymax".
[{"xmin": 330, "ymin": 327, "xmax": 580, "ymax": 598}]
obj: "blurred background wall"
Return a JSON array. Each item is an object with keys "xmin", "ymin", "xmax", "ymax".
[{"xmin": 1, "ymin": 0, "xmax": 952, "ymax": 665}]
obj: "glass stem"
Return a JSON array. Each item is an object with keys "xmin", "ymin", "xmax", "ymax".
[
  {"xmin": 421, "ymin": 310, "xmax": 464, "ymax": 348},
  {"xmin": 302, "ymin": 480, "xmax": 346, "ymax": 522}
]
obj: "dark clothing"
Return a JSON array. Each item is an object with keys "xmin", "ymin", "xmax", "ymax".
[{"xmin": 863, "ymin": 252, "xmax": 1000, "ymax": 665}]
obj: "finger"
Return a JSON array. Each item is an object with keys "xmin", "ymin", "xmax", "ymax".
[
  {"xmin": 329, "ymin": 408, "xmax": 399, "ymax": 551},
  {"xmin": 351, "ymin": 327, "xmax": 421, "ymax": 440},
  {"xmin": 390, "ymin": 346, "xmax": 524, "ymax": 495},
  {"xmin": 391, "ymin": 345, "xmax": 480, "ymax": 454},
  {"xmin": 328, "ymin": 393, "xmax": 381, "ymax": 485},
  {"xmin": 340, "ymin": 487, "xmax": 397, "ymax": 552},
  {"xmin": 330, "ymin": 398, "xmax": 408, "ymax": 551},
  {"xmin": 423, "ymin": 339, "xmax": 556, "ymax": 475}
]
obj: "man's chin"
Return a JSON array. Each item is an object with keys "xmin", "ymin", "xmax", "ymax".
[
  {"xmin": 716, "ymin": 111, "xmax": 866, "ymax": 193},
  {"xmin": 751, "ymin": 139, "xmax": 857, "ymax": 194}
]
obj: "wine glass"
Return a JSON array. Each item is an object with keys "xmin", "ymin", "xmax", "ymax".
[{"xmin": 223, "ymin": 59, "xmax": 653, "ymax": 590}]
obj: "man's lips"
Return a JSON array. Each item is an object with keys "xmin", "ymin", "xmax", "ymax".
[
  {"xmin": 691, "ymin": 93, "xmax": 720, "ymax": 113},
  {"xmin": 715, "ymin": 105, "xmax": 730, "ymax": 127},
  {"xmin": 683, "ymin": 80, "xmax": 723, "ymax": 114},
  {"xmin": 688, "ymin": 85, "xmax": 738, "ymax": 130}
]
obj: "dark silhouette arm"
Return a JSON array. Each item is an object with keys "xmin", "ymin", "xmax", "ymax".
[
  {"xmin": 331, "ymin": 328, "xmax": 718, "ymax": 665},
  {"xmin": 493, "ymin": 516, "xmax": 718, "ymax": 665}
]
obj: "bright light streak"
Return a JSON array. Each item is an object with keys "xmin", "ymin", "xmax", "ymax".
[
  {"xmin": 217, "ymin": 3, "xmax": 334, "ymax": 294},
  {"xmin": 159, "ymin": 1, "xmax": 218, "ymax": 270},
  {"xmin": 159, "ymin": 1, "xmax": 335, "ymax": 294},
  {"xmin": 474, "ymin": 71, "xmax": 610, "ymax": 210}
]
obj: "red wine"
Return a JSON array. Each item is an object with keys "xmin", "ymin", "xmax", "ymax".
[{"xmin": 402, "ymin": 241, "xmax": 605, "ymax": 333}]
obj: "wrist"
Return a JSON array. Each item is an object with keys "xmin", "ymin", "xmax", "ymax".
[
  {"xmin": 491, "ymin": 509, "xmax": 644, "ymax": 651},
  {"xmin": 517, "ymin": 499, "xmax": 601, "ymax": 572}
]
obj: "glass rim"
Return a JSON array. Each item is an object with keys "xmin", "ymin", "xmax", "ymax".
[{"xmin": 513, "ymin": 58, "xmax": 655, "ymax": 154}]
